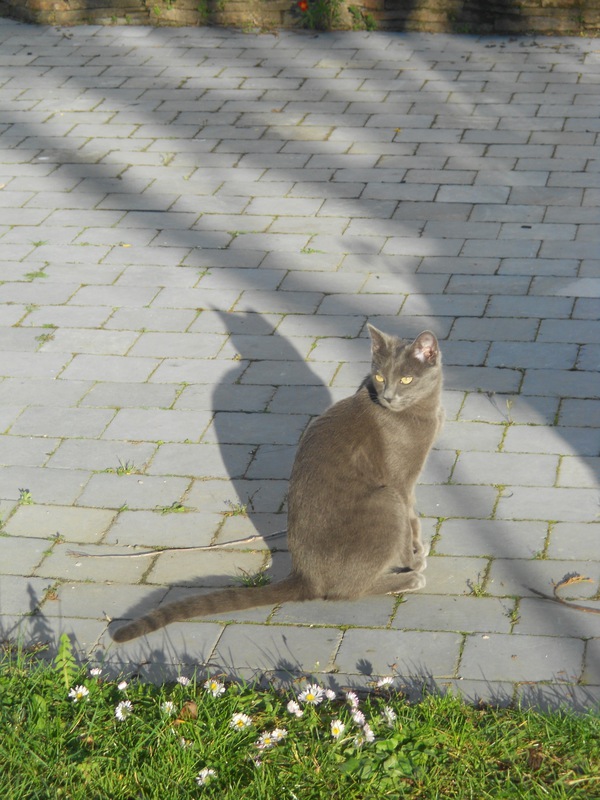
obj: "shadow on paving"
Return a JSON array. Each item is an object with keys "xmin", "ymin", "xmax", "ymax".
[{"xmin": 3, "ymin": 599, "xmax": 600, "ymax": 714}]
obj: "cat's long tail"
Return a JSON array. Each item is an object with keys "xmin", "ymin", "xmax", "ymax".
[{"xmin": 111, "ymin": 575, "xmax": 307, "ymax": 643}]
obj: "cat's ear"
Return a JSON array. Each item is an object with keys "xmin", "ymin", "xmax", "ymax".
[
  {"xmin": 367, "ymin": 324, "xmax": 391, "ymax": 356},
  {"xmin": 411, "ymin": 331, "xmax": 439, "ymax": 365}
]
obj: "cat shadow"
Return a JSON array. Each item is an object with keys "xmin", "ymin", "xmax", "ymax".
[
  {"xmin": 105, "ymin": 311, "xmax": 333, "ymax": 641},
  {"xmin": 208, "ymin": 309, "xmax": 334, "ymax": 555}
]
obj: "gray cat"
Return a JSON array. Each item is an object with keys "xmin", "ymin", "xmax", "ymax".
[{"xmin": 112, "ymin": 325, "xmax": 444, "ymax": 643}]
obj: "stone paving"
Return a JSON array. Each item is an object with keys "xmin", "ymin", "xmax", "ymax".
[{"xmin": 0, "ymin": 19, "xmax": 598, "ymax": 711}]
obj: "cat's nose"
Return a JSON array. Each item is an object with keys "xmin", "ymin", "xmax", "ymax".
[{"xmin": 383, "ymin": 390, "xmax": 395, "ymax": 402}]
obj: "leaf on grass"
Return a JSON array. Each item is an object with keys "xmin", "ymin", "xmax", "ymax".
[
  {"xmin": 527, "ymin": 744, "xmax": 544, "ymax": 771},
  {"xmin": 173, "ymin": 700, "xmax": 198, "ymax": 724}
]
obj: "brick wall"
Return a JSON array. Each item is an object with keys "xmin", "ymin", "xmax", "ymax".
[{"xmin": 1, "ymin": 0, "xmax": 599, "ymax": 34}]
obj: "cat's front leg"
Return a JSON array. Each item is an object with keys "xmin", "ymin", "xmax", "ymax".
[{"xmin": 409, "ymin": 515, "xmax": 428, "ymax": 572}]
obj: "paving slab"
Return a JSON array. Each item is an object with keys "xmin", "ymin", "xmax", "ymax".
[{"xmin": 0, "ymin": 20, "xmax": 598, "ymax": 711}]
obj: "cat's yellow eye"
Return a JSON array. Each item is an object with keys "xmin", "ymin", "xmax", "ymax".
[
  {"xmin": 400, "ymin": 376, "xmax": 413, "ymax": 384},
  {"xmin": 374, "ymin": 373, "xmax": 385, "ymax": 383}
]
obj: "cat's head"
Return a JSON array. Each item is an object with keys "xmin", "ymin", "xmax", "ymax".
[{"xmin": 367, "ymin": 325, "xmax": 442, "ymax": 412}]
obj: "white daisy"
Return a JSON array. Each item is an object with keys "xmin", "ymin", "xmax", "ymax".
[
  {"xmin": 325, "ymin": 688, "xmax": 336, "ymax": 701},
  {"xmin": 230, "ymin": 712, "xmax": 252, "ymax": 730},
  {"xmin": 376, "ymin": 676, "xmax": 394, "ymax": 688},
  {"xmin": 363, "ymin": 723, "xmax": 375, "ymax": 743},
  {"xmin": 89, "ymin": 667, "xmax": 102, "ymax": 677},
  {"xmin": 256, "ymin": 728, "xmax": 287, "ymax": 750},
  {"xmin": 271, "ymin": 728, "xmax": 288, "ymax": 743},
  {"xmin": 382, "ymin": 705, "xmax": 397, "ymax": 726},
  {"xmin": 330, "ymin": 719, "xmax": 345, "ymax": 739},
  {"xmin": 68, "ymin": 685, "xmax": 89, "ymax": 703},
  {"xmin": 204, "ymin": 678, "xmax": 226, "ymax": 697},
  {"xmin": 115, "ymin": 700, "xmax": 133, "ymax": 721},
  {"xmin": 345, "ymin": 691, "xmax": 359, "ymax": 708},
  {"xmin": 117, "ymin": 680, "xmax": 128, "ymax": 691},
  {"xmin": 161, "ymin": 701, "xmax": 176, "ymax": 715},
  {"xmin": 176, "ymin": 676, "xmax": 190, "ymax": 686},
  {"xmin": 298, "ymin": 683, "xmax": 325, "ymax": 705},
  {"xmin": 286, "ymin": 700, "xmax": 304, "ymax": 718},
  {"xmin": 196, "ymin": 768, "xmax": 216, "ymax": 786},
  {"xmin": 351, "ymin": 710, "xmax": 366, "ymax": 726}
]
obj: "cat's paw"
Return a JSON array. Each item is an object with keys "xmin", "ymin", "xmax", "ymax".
[
  {"xmin": 387, "ymin": 572, "xmax": 426, "ymax": 595},
  {"xmin": 413, "ymin": 539, "xmax": 430, "ymax": 557}
]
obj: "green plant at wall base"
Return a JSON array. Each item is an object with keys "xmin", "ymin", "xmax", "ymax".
[
  {"xmin": 348, "ymin": 5, "xmax": 376, "ymax": 30},
  {"xmin": 296, "ymin": 0, "xmax": 344, "ymax": 30}
]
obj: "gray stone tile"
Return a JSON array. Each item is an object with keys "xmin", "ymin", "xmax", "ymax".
[
  {"xmin": 459, "ymin": 393, "xmax": 559, "ymax": 426},
  {"xmin": 547, "ymin": 523, "xmax": 600, "ymax": 560},
  {"xmin": 394, "ymin": 594, "xmax": 512, "ymax": 634},
  {"xmin": 487, "ymin": 342, "xmax": 578, "ymax": 370},
  {"xmin": 202, "ymin": 412, "xmax": 308, "ymax": 446},
  {"xmin": 487, "ymin": 558, "xmax": 600, "ymax": 599},
  {"xmin": 514, "ymin": 598, "xmax": 600, "ymax": 639},
  {"xmin": 271, "ymin": 596, "xmax": 396, "ymax": 628},
  {"xmin": 416, "ymin": 483, "xmax": 498, "ymax": 519},
  {"xmin": 435, "ymin": 420, "xmax": 504, "ymax": 452},
  {"xmin": 104, "ymin": 509, "xmax": 220, "ymax": 549},
  {"xmin": 447, "ymin": 366, "xmax": 524, "ymax": 393},
  {"xmin": 148, "ymin": 442, "xmax": 255, "ymax": 479},
  {"xmin": 34, "ymin": 543, "xmax": 150, "ymax": 584},
  {"xmin": 103, "ymin": 409, "xmax": 213, "ymax": 443},
  {"xmin": 0, "ymin": 436, "xmax": 58, "ymax": 467},
  {"xmin": 0, "ymin": 465, "xmax": 91, "ymax": 506},
  {"xmin": 128, "ymin": 332, "xmax": 226, "ymax": 359},
  {"xmin": 335, "ymin": 628, "xmax": 462, "ymax": 678},
  {"xmin": 516, "ymin": 683, "xmax": 600, "ymax": 714},
  {"xmin": 4, "ymin": 505, "xmax": 116, "ymax": 543},
  {"xmin": 436, "ymin": 519, "xmax": 547, "ymax": 559},
  {"xmin": 0, "ymin": 535, "xmax": 55, "ymax": 575},
  {"xmin": 6, "ymin": 615, "xmax": 109, "ymax": 662},
  {"xmin": 60, "ymin": 354, "xmax": 159, "ymax": 383},
  {"xmin": 557, "ymin": 456, "xmax": 599, "ymax": 489},
  {"xmin": 47, "ymin": 439, "xmax": 156, "ymax": 472},
  {"xmin": 421, "ymin": 555, "xmax": 490, "ymax": 596},
  {"xmin": 213, "ymin": 624, "xmax": 341, "ymax": 674},
  {"xmin": 538, "ymin": 319, "xmax": 600, "ymax": 343},
  {"xmin": 460, "ymin": 633, "xmax": 584, "ymax": 683},
  {"xmin": 0, "ymin": 574, "xmax": 51, "ymax": 615},
  {"xmin": 450, "ymin": 317, "xmax": 538, "ymax": 342},
  {"xmin": 145, "ymin": 548, "xmax": 267, "ymax": 589},
  {"xmin": 76, "ymin": 472, "xmax": 191, "ymax": 511},
  {"xmin": 502, "ymin": 425, "xmax": 599, "ymax": 457},
  {"xmin": 100, "ymin": 621, "xmax": 225, "ymax": 671},
  {"xmin": 452, "ymin": 452, "xmax": 559, "ymax": 487},
  {"xmin": 522, "ymin": 369, "xmax": 600, "ymax": 398},
  {"xmin": 496, "ymin": 487, "xmax": 599, "ymax": 523},
  {"xmin": 80, "ymin": 382, "xmax": 179, "ymax": 409},
  {"xmin": 9, "ymin": 406, "xmax": 114, "ymax": 438},
  {"xmin": 48, "ymin": 582, "xmax": 166, "ymax": 621}
]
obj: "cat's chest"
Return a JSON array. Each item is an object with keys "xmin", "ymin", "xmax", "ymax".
[{"xmin": 374, "ymin": 412, "xmax": 438, "ymax": 481}]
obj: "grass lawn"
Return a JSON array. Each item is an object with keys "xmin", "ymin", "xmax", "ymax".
[{"xmin": 1, "ymin": 635, "xmax": 598, "ymax": 799}]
